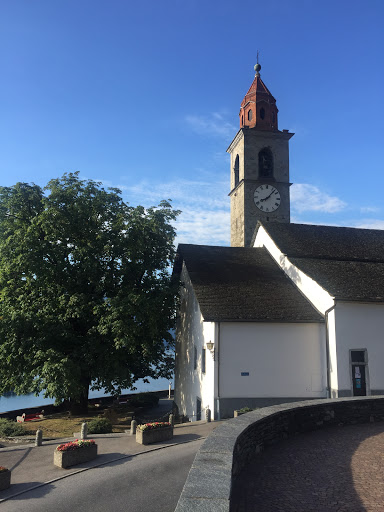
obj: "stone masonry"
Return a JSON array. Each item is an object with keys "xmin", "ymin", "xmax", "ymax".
[{"xmin": 174, "ymin": 396, "xmax": 384, "ymax": 512}]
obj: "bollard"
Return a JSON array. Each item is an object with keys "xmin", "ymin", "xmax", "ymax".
[
  {"xmin": 168, "ymin": 381, "xmax": 172, "ymax": 399},
  {"xmin": 206, "ymin": 408, "xmax": 211, "ymax": 423},
  {"xmin": 130, "ymin": 419, "xmax": 137, "ymax": 435},
  {"xmin": 169, "ymin": 413, "xmax": 174, "ymax": 427},
  {"xmin": 35, "ymin": 429, "xmax": 43, "ymax": 446},
  {"xmin": 81, "ymin": 422, "xmax": 88, "ymax": 439}
]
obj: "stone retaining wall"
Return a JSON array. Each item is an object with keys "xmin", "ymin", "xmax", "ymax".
[{"xmin": 174, "ymin": 396, "xmax": 384, "ymax": 512}]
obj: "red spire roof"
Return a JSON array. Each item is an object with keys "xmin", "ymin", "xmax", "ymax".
[
  {"xmin": 244, "ymin": 75, "xmax": 274, "ymax": 98},
  {"xmin": 239, "ymin": 65, "xmax": 278, "ymax": 131}
]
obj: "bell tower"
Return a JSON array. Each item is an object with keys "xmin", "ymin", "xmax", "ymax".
[{"xmin": 227, "ymin": 62, "xmax": 294, "ymax": 247}]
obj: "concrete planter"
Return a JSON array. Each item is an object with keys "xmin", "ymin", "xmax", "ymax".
[
  {"xmin": 54, "ymin": 444, "xmax": 98, "ymax": 469},
  {"xmin": 0, "ymin": 470, "xmax": 11, "ymax": 491},
  {"xmin": 136, "ymin": 426, "xmax": 173, "ymax": 445}
]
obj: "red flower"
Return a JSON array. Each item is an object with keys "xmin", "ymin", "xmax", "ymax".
[{"xmin": 56, "ymin": 439, "xmax": 96, "ymax": 452}]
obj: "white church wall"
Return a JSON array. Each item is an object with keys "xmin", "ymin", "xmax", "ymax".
[
  {"xmin": 327, "ymin": 308, "xmax": 339, "ymax": 398},
  {"xmin": 217, "ymin": 322, "xmax": 326, "ymax": 417},
  {"xmin": 201, "ymin": 321, "xmax": 216, "ymax": 418},
  {"xmin": 254, "ymin": 226, "xmax": 334, "ymax": 314},
  {"xmin": 174, "ymin": 263, "xmax": 215, "ymax": 421},
  {"xmin": 333, "ymin": 302, "xmax": 384, "ymax": 396}
]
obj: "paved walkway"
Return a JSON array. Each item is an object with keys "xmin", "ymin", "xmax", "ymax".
[
  {"xmin": 231, "ymin": 422, "xmax": 384, "ymax": 512},
  {"xmin": 0, "ymin": 417, "xmax": 222, "ymax": 503}
]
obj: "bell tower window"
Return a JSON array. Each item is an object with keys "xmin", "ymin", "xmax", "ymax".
[
  {"xmin": 260, "ymin": 107, "xmax": 265, "ymax": 120},
  {"xmin": 258, "ymin": 148, "xmax": 273, "ymax": 178},
  {"xmin": 234, "ymin": 155, "xmax": 239, "ymax": 187},
  {"xmin": 248, "ymin": 110, "xmax": 253, "ymax": 121}
]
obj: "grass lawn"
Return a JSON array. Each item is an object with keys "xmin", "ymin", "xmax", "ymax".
[
  {"xmin": 1, "ymin": 392, "xmax": 169, "ymax": 440},
  {"xmin": 17, "ymin": 404, "xmax": 144, "ymax": 438}
]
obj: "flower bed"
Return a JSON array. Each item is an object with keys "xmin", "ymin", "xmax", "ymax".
[
  {"xmin": 0, "ymin": 467, "xmax": 11, "ymax": 491},
  {"xmin": 54, "ymin": 439, "xmax": 98, "ymax": 468},
  {"xmin": 136, "ymin": 422, "xmax": 173, "ymax": 445}
]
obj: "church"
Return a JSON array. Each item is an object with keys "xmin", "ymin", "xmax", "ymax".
[{"xmin": 173, "ymin": 63, "xmax": 384, "ymax": 420}]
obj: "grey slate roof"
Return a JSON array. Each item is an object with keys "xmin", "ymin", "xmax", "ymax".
[
  {"xmin": 256, "ymin": 222, "xmax": 384, "ymax": 301},
  {"xmin": 256, "ymin": 222, "xmax": 384, "ymax": 262},
  {"xmin": 290, "ymin": 258, "xmax": 384, "ymax": 301},
  {"xmin": 174, "ymin": 244, "xmax": 323, "ymax": 322}
]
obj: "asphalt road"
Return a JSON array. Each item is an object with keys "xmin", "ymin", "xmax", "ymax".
[{"xmin": 1, "ymin": 439, "xmax": 202, "ymax": 512}]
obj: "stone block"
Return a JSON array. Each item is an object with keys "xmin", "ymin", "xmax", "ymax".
[
  {"xmin": 54, "ymin": 444, "xmax": 98, "ymax": 469},
  {"xmin": 0, "ymin": 470, "xmax": 11, "ymax": 491},
  {"xmin": 136, "ymin": 426, "xmax": 173, "ymax": 445}
]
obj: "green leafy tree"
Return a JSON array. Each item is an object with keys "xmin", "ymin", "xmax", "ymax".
[{"xmin": 0, "ymin": 173, "xmax": 179, "ymax": 413}]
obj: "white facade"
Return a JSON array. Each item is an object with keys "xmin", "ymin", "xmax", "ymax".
[
  {"xmin": 174, "ymin": 255, "xmax": 328, "ymax": 420},
  {"xmin": 333, "ymin": 302, "xmax": 384, "ymax": 396},
  {"xmin": 219, "ymin": 322, "xmax": 326, "ymax": 399},
  {"xmin": 174, "ymin": 263, "xmax": 216, "ymax": 421},
  {"xmin": 254, "ymin": 225, "xmax": 384, "ymax": 399}
]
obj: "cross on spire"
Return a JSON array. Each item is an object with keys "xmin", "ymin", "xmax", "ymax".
[{"xmin": 254, "ymin": 51, "xmax": 261, "ymax": 77}]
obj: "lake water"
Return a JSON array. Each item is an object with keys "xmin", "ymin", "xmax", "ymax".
[{"xmin": 0, "ymin": 377, "xmax": 174, "ymax": 413}]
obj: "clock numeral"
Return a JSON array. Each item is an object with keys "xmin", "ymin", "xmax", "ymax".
[
  {"xmin": 260, "ymin": 205, "xmax": 264, "ymax": 210},
  {"xmin": 275, "ymin": 203, "xmax": 279, "ymax": 207},
  {"xmin": 266, "ymin": 185, "xmax": 269, "ymax": 189},
  {"xmin": 266, "ymin": 208, "xmax": 269, "ymax": 211}
]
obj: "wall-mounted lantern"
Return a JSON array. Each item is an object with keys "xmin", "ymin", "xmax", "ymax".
[{"xmin": 206, "ymin": 341, "xmax": 215, "ymax": 360}]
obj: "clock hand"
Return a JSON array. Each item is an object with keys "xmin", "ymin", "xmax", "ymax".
[{"xmin": 261, "ymin": 190, "xmax": 274, "ymax": 201}]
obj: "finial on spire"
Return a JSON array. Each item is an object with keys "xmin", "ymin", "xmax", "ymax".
[{"xmin": 254, "ymin": 50, "xmax": 261, "ymax": 77}]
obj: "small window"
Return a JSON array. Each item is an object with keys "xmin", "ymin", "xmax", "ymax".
[
  {"xmin": 260, "ymin": 107, "xmax": 265, "ymax": 120},
  {"xmin": 234, "ymin": 154, "xmax": 239, "ymax": 187},
  {"xmin": 258, "ymin": 147, "xmax": 274, "ymax": 178},
  {"xmin": 196, "ymin": 397, "xmax": 201, "ymax": 421},
  {"xmin": 241, "ymin": 115, "xmax": 243, "ymax": 125},
  {"xmin": 351, "ymin": 350, "xmax": 366, "ymax": 363},
  {"xmin": 194, "ymin": 345, "xmax": 197, "ymax": 370},
  {"xmin": 202, "ymin": 348, "xmax": 206, "ymax": 374},
  {"xmin": 248, "ymin": 109, "xmax": 253, "ymax": 121}
]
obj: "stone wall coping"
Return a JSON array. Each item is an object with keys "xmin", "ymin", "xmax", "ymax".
[{"xmin": 174, "ymin": 396, "xmax": 384, "ymax": 512}]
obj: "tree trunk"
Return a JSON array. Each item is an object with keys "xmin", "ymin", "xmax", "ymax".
[{"xmin": 69, "ymin": 380, "xmax": 90, "ymax": 415}]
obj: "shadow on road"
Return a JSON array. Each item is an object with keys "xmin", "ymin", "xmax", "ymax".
[
  {"xmin": 0, "ymin": 482, "xmax": 55, "ymax": 501},
  {"xmin": 8, "ymin": 447, "xmax": 32, "ymax": 472}
]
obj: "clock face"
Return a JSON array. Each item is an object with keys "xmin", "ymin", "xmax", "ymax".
[{"xmin": 253, "ymin": 184, "xmax": 281, "ymax": 212}]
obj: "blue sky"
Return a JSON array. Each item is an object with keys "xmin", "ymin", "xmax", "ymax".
[{"xmin": 1, "ymin": 0, "xmax": 383, "ymax": 246}]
